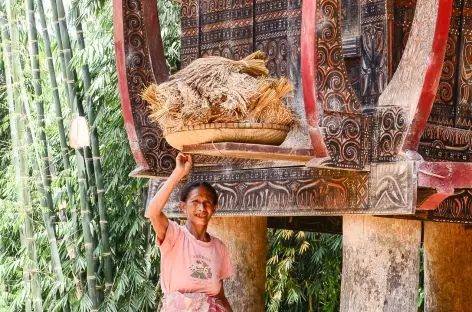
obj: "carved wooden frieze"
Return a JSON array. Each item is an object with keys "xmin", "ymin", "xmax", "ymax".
[{"xmin": 148, "ymin": 162, "xmax": 421, "ymax": 216}]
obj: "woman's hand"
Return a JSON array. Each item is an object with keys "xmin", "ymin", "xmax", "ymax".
[{"xmin": 173, "ymin": 153, "xmax": 193, "ymax": 180}]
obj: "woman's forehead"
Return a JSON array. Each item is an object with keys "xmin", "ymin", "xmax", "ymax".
[{"xmin": 187, "ymin": 186, "xmax": 214, "ymax": 200}]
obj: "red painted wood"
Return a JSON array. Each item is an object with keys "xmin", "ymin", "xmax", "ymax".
[
  {"xmin": 402, "ymin": 0, "xmax": 453, "ymax": 151},
  {"xmin": 418, "ymin": 162, "xmax": 472, "ymax": 192},
  {"xmin": 113, "ymin": 0, "xmax": 148, "ymax": 168},
  {"xmin": 301, "ymin": 0, "xmax": 329, "ymax": 157}
]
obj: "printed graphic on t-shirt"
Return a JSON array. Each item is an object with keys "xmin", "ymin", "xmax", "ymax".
[{"xmin": 189, "ymin": 255, "xmax": 213, "ymax": 280}]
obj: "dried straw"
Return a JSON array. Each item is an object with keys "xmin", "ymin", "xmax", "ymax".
[{"xmin": 142, "ymin": 51, "xmax": 296, "ymax": 133}]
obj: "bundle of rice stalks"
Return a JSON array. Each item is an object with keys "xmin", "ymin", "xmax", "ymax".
[{"xmin": 141, "ymin": 51, "xmax": 297, "ymax": 136}]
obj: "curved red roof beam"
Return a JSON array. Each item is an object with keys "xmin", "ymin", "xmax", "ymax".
[
  {"xmin": 377, "ymin": 0, "xmax": 453, "ymax": 151},
  {"xmin": 301, "ymin": 0, "xmax": 328, "ymax": 158}
]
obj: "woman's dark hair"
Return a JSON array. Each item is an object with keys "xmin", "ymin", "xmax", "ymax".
[{"xmin": 179, "ymin": 181, "xmax": 218, "ymax": 205}]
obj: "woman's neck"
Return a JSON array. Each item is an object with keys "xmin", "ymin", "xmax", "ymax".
[{"xmin": 185, "ymin": 221, "xmax": 210, "ymax": 242}]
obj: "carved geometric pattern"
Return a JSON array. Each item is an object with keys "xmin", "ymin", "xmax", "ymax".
[
  {"xmin": 371, "ymin": 106, "xmax": 408, "ymax": 162},
  {"xmin": 419, "ymin": 124, "xmax": 472, "ymax": 162},
  {"xmin": 369, "ymin": 161, "xmax": 417, "ymax": 213},
  {"xmin": 433, "ymin": 189, "xmax": 472, "ymax": 223},
  {"xmin": 428, "ymin": 0, "xmax": 462, "ymax": 126},
  {"xmin": 121, "ymin": 0, "xmax": 177, "ymax": 175},
  {"xmin": 198, "ymin": 0, "xmax": 253, "ymax": 60},
  {"xmin": 317, "ymin": 0, "xmax": 362, "ymax": 113},
  {"xmin": 181, "ymin": 0, "xmax": 200, "ymax": 67},
  {"xmin": 255, "ymin": 0, "xmax": 301, "ymax": 80},
  {"xmin": 321, "ymin": 112, "xmax": 370, "ymax": 169},
  {"xmin": 360, "ymin": 0, "xmax": 393, "ymax": 107},
  {"xmin": 455, "ymin": 0, "xmax": 472, "ymax": 128}
]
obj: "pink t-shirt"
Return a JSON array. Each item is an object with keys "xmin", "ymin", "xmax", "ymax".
[{"xmin": 158, "ymin": 221, "xmax": 233, "ymax": 296}]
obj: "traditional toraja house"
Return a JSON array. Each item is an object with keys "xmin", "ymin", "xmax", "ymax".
[{"xmin": 113, "ymin": 0, "xmax": 472, "ymax": 310}]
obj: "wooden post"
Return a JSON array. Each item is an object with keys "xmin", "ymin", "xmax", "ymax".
[
  {"xmin": 208, "ymin": 217, "xmax": 267, "ymax": 312},
  {"xmin": 340, "ymin": 216, "xmax": 421, "ymax": 312},
  {"xmin": 424, "ymin": 222, "xmax": 472, "ymax": 312}
]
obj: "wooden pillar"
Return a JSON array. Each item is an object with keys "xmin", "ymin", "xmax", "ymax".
[
  {"xmin": 208, "ymin": 216, "xmax": 267, "ymax": 312},
  {"xmin": 424, "ymin": 222, "xmax": 472, "ymax": 312},
  {"xmin": 340, "ymin": 216, "xmax": 421, "ymax": 312}
]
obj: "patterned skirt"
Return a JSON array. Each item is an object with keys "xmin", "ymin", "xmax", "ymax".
[{"xmin": 160, "ymin": 293, "xmax": 227, "ymax": 312}]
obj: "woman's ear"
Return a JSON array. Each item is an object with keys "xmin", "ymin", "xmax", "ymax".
[{"xmin": 179, "ymin": 201, "xmax": 186, "ymax": 211}]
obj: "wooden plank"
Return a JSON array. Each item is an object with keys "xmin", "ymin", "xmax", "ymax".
[{"xmin": 182, "ymin": 142, "xmax": 314, "ymax": 162}]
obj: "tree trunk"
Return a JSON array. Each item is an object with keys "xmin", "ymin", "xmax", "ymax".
[
  {"xmin": 341, "ymin": 216, "xmax": 421, "ymax": 312},
  {"xmin": 208, "ymin": 217, "xmax": 267, "ymax": 312}
]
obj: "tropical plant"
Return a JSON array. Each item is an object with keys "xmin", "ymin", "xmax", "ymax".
[{"xmin": 266, "ymin": 230, "xmax": 343, "ymax": 312}]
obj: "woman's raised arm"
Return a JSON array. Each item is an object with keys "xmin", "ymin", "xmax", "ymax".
[{"xmin": 145, "ymin": 153, "xmax": 192, "ymax": 242}]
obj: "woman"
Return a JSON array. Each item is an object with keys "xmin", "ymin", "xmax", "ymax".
[{"xmin": 146, "ymin": 153, "xmax": 233, "ymax": 312}]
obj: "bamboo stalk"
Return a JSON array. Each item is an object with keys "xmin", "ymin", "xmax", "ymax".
[
  {"xmin": 36, "ymin": 0, "xmax": 78, "ymax": 241},
  {"xmin": 0, "ymin": 13, "xmax": 32, "ymax": 312},
  {"xmin": 75, "ymin": 15, "xmax": 113, "ymax": 292},
  {"xmin": 50, "ymin": 0, "xmax": 96, "ymax": 188},
  {"xmin": 76, "ymin": 148, "xmax": 99, "ymax": 310},
  {"xmin": 49, "ymin": 0, "xmax": 103, "ymax": 303},
  {"xmin": 1, "ymin": 0, "xmax": 42, "ymax": 310},
  {"xmin": 24, "ymin": 0, "xmax": 67, "ymax": 291}
]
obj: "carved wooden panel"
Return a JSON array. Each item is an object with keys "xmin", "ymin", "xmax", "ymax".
[
  {"xmin": 455, "ymin": 0, "xmax": 472, "ymax": 128},
  {"xmin": 345, "ymin": 58, "xmax": 362, "ymax": 98},
  {"xmin": 254, "ymin": 0, "xmax": 301, "ymax": 79},
  {"xmin": 181, "ymin": 0, "xmax": 200, "ymax": 67},
  {"xmin": 199, "ymin": 0, "xmax": 253, "ymax": 59},
  {"xmin": 419, "ymin": 124, "xmax": 472, "ymax": 161},
  {"xmin": 369, "ymin": 161, "xmax": 417, "ymax": 212},
  {"xmin": 428, "ymin": 0, "xmax": 462, "ymax": 126},
  {"xmin": 433, "ymin": 189, "xmax": 472, "ymax": 222},
  {"xmin": 114, "ymin": 0, "xmax": 177, "ymax": 176},
  {"xmin": 360, "ymin": 0, "xmax": 393, "ymax": 107},
  {"xmin": 317, "ymin": 0, "xmax": 362, "ymax": 114}
]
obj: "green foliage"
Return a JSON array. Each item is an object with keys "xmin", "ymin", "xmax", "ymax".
[{"xmin": 266, "ymin": 230, "xmax": 342, "ymax": 312}]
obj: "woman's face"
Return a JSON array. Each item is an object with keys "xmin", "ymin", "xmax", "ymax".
[{"xmin": 180, "ymin": 186, "xmax": 217, "ymax": 226}]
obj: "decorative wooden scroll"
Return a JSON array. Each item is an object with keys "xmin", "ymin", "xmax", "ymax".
[{"xmin": 113, "ymin": 0, "xmax": 177, "ymax": 177}]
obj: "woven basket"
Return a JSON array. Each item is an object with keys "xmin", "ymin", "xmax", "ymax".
[{"xmin": 164, "ymin": 123, "xmax": 290, "ymax": 150}]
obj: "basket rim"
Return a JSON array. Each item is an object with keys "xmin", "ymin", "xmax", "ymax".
[{"xmin": 164, "ymin": 122, "xmax": 291, "ymax": 133}]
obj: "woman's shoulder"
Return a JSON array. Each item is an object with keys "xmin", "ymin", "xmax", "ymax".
[{"xmin": 210, "ymin": 235, "xmax": 229, "ymax": 252}]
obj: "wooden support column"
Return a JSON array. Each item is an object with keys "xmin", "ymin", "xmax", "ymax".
[
  {"xmin": 424, "ymin": 222, "xmax": 472, "ymax": 312},
  {"xmin": 208, "ymin": 217, "xmax": 267, "ymax": 312},
  {"xmin": 341, "ymin": 216, "xmax": 421, "ymax": 312}
]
